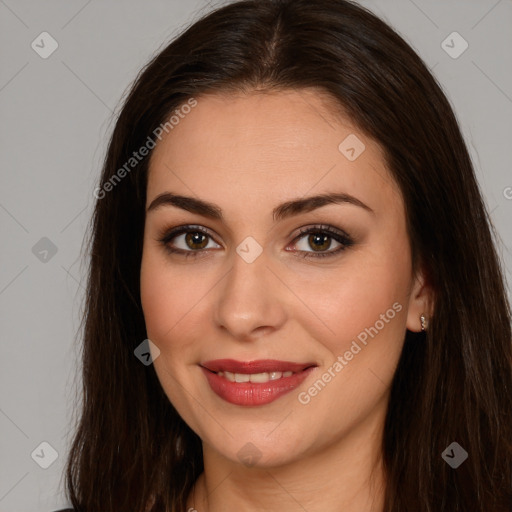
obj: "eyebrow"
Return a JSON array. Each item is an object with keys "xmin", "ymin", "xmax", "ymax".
[{"xmin": 146, "ymin": 191, "xmax": 374, "ymax": 221}]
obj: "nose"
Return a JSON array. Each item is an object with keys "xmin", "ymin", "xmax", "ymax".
[{"xmin": 213, "ymin": 247, "xmax": 287, "ymax": 342}]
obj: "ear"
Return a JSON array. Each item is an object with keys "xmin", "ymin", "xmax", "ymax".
[{"xmin": 405, "ymin": 266, "xmax": 434, "ymax": 332}]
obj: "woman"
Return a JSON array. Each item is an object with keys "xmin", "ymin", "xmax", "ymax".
[{"xmin": 60, "ymin": 0, "xmax": 512, "ymax": 510}]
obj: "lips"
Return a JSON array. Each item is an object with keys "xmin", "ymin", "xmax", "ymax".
[{"xmin": 200, "ymin": 359, "xmax": 317, "ymax": 406}]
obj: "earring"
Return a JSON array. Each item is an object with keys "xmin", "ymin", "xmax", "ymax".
[{"xmin": 420, "ymin": 314, "xmax": 428, "ymax": 332}]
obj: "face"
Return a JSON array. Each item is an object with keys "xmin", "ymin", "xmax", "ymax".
[{"xmin": 140, "ymin": 89, "xmax": 429, "ymax": 468}]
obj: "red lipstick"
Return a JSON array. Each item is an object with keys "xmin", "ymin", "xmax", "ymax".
[{"xmin": 200, "ymin": 359, "xmax": 316, "ymax": 406}]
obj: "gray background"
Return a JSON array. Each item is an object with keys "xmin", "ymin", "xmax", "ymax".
[{"xmin": 0, "ymin": 0, "xmax": 511, "ymax": 510}]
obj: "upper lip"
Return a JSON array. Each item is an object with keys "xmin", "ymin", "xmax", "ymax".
[{"xmin": 201, "ymin": 359, "xmax": 317, "ymax": 374}]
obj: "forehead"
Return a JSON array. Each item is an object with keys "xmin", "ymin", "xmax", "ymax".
[{"xmin": 146, "ymin": 89, "xmax": 401, "ymax": 217}]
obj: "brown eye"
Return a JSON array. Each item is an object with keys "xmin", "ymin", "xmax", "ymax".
[
  {"xmin": 185, "ymin": 232, "xmax": 209, "ymax": 250},
  {"xmin": 307, "ymin": 233, "xmax": 332, "ymax": 252},
  {"xmin": 158, "ymin": 225, "xmax": 221, "ymax": 257},
  {"xmin": 290, "ymin": 225, "xmax": 354, "ymax": 259}
]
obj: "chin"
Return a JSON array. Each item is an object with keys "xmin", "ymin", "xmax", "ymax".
[{"xmin": 201, "ymin": 423, "xmax": 316, "ymax": 469}]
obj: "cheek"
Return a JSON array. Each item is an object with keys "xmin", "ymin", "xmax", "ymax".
[
  {"xmin": 140, "ymin": 248, "xmax": 207, "ymax": 344},
  {"xmin": 140, "ymin": 257, "xmax": 175, "ymax": 342},
  {"xmin": 296, "ymin": 246, "xmax": 410, "ymax": 360},
  {"xmin": 291, "ymin": 254, "xmax": 409, "ymax": 439},
  {"xmin": 139, "ymin": 251, "xmax": 205, "ymax": 414}
]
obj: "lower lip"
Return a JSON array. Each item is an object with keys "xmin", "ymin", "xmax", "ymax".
[{"xmin": 201, "ymin": 366, "xmax": 315, "ymax": 406}]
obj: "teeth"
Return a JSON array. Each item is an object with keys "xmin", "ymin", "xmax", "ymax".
[
  {"xmin": 217, "ymin": 370, "xmax": 295, "ymax": 382},
  {"xmin": 223, "ymin": 371, "xmax": 235, "ymax": 382},
  {"xmin": 249, "ymin": 372, "xmax": 270, "ymax": 383}
]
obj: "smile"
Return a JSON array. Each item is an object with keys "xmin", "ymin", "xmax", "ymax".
[
  {"xmin": 217, "ymin": 370, "xmax": 294, "ymax": 383},
  {"xmin": 200, "ymin": 359, "xmax": 317, "ymax": 406}
]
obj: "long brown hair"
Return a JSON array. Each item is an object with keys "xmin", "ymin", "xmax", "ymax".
[{"xmin": 64, "ymin": 0, "xmax": 512, "ymax": 510}]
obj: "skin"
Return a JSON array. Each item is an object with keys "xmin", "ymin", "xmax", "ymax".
[{"xmin": 140, "ymin": 88, "xmax": 433, "ymax": 512}]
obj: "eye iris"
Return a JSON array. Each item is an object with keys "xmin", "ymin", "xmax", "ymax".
[
  {"xmin": 185, "ymin": 232, "xmax": 208, "ymax": 250},
  {"xmin": 308, "ymin": 233, "xmax": 330, "ymax": 251}
]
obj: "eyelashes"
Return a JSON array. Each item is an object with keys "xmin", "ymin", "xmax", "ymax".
[{"xmin": 156, "ymin": 224, "xmax": 355, "ymax": 260}]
